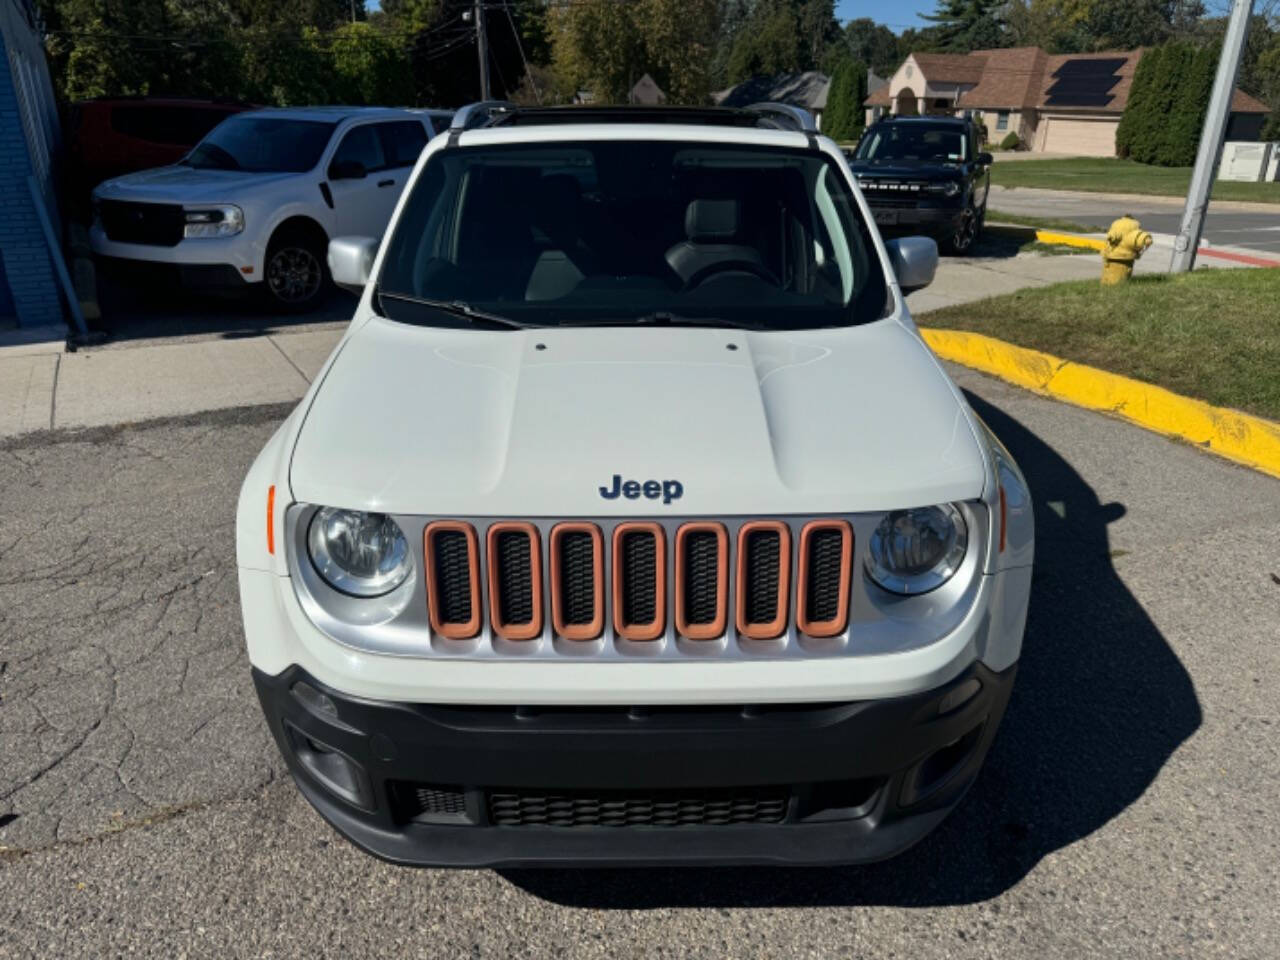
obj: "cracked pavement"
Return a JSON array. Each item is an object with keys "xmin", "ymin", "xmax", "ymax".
[{"xmin": 1, "ymin": 373, "xmax": 1279, "ymax": 958}]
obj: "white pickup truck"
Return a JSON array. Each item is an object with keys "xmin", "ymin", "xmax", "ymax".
[
  {"xmin": 235, "ymin": 102, "xmax": 1034, "ymax": 867},
  {"xmin": 90, "ymin": 106, "xmax": 452, "ymax": 311}
]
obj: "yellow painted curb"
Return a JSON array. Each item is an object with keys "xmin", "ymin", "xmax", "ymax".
[
  {"xmin": 920, "ymin": 328, "xmax": 1280, "ymax": 480},
  {"xmin": 1034, "ymin": 230, "xmax": 1106, "ymax": 252}
]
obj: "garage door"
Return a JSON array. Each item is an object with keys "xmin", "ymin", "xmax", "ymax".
[{"xmin": 1040, "ymin": 117, "xmax": 1116, "ymax": 157}]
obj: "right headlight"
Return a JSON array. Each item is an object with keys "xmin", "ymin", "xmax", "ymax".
[
  {"xmin": 866, "ymin": 503, "xmax": 968, "ymax": 595},
  {"xmin": 307, "ymin": 507, "xmax": 412, "ymax": 598}
]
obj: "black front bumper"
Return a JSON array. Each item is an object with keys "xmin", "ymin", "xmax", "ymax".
[
  {"xmin": 867, "ymin": 203, "xmax": 964, "ymax": 235},
  {"xmin": 253, "ymin": 662, "xmax": 1016, "ymax": 868}
]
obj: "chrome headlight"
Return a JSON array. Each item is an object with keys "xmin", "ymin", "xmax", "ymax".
[
  {"xmin": 866, "ymin": 503, "xmax": 968, "ymax": 595},
  {"xmin": 925, "ymin": 180, "xmax": 962, "ymax": 198},
  {"xmin": 183, "ymin": 204, "xmax": 244, "ymax": 238},
  {"xmin": 307, "ymin": 508, "xmax": 412, "ymax": 598}
]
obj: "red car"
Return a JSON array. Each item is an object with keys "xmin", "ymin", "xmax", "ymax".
[{"xmin": 65, "ymin": 97, "xmax": 256, "ymax": 218}]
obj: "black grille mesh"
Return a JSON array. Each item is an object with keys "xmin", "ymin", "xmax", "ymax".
[
  {"xmin": 743, "ymin": 530, "xmax": 782, "ymax": 625},
  {"xmin": 805, "ymin": 529, "xmax": 846, "ymax": 623},
  {"xmin": 392, "ymin": 782, "xmax": 468, "ymax": 822},
  {"xmin": 619, "ymin": 531, "xmax": 658, "ymax": 626},
  {"xmin": 682, "ymin": 531, "xmax": 721, "ymax": 626},
  {"xmin": 494, "ymin": 531, "xmax": 535, "ymax": 626},
  {"xmin": 559, "ymin": 531, "xmax": 597, "ymax": 626},
  {"xmin": 487, "ymin": 787, "xmax": 788, "ymax": 828},
  {"xmin": 431, "ymin": 530, "xmax": 473, "ymax": 624}
]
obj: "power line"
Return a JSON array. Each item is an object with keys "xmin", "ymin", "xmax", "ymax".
[{"xmin": 503, "ymin": 0, "xmax": 542, "ymax": 103}]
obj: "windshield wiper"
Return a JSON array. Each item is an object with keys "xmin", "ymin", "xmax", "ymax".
[
  {"xmin": 376, "ymin": 291, "xmax": 530, "ymax": 330},
  {"xmin": 558, "ymin": 311, "xmax": 760, "ymax": 330}
]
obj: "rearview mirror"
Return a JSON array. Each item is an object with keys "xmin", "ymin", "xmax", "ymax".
[
  {"xmin": 328, "ymin": 160, "xmax": 367, "ymax": 181},
  {"xmin": 328, "ymin": 236, "xmax": 379, "ymax": 294},
  {"xmin": 885, "ymin": 236, "xmax": 938, "ymax": 294},
  {"xmin": 977, "ymin": 152, "xmax": 994, "ymax": 166}
]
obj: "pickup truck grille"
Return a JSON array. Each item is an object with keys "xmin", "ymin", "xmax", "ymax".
[
  {"xmin": 98, "ymin": 200, "xmax": 184, "ymax": 246},
  {"xmin": 423, "ymin": 518, "xmax": 854, "ymax": 647}
]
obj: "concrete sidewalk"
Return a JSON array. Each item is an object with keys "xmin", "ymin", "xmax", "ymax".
[
  {"xmin": 1, "ymin": 327, "xmax": 343, "ymax": 437},
  {"xmin": 0, "ymin": 247, "xmax": 1259, "ymax": 440}
]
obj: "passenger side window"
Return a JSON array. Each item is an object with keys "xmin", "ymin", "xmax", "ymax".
[
  {"xmin": 330, "ymin": 125, "xmax": 385, "ymax": 177},
  {"xmin": 377, "ymin": 121, "xmax": 428, "ymax": 169}
]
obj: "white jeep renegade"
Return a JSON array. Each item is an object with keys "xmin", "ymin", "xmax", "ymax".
[{"xmin": 236, "ymin": 102, "xmax": 1034, "ymax": 867}]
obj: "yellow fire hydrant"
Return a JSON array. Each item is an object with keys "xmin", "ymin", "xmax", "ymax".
[{"xmin": 1101, "ymin": 215, "xmax": 1153, "ymax": 285}]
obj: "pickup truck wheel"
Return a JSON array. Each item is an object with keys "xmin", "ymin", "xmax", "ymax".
[
  {"xmin": 264, "ymin": 232, "xmax": 328, "ymax": 312},
  {"xmin": 941, "ymin": 205, "xmax": 980, "ymax": 256}
]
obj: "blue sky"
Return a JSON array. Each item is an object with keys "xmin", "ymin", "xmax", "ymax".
[
  {"xmin": 366, "ymin": 2, "xmax": 934, "ymax": 36},
  {"xmin": 835, "ymin": 0, "xmax": 935, "ymax": 33}
]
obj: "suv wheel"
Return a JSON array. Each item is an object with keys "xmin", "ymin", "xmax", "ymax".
[
  {"xmin": 942, "ymin": 205, "xmax": 981, "ymax": 256},
  {"xmin": 264, "ymin": 230, "xmax": 328, "ymax": 311}
]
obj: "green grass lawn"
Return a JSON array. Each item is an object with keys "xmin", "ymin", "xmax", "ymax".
[
  {"xmin": 921, "ymin": 268, "xmax": 1280, "ymax": 420},
  {"xmin": 990, "ymin": 157, "xmax": 1280, "ymax": 205}
]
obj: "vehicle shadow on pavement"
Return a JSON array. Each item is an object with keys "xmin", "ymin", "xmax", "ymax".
[
  {"xmin": 502, "ymin": 392, "xmax": 1202, "ymax": 908},
  {"xmin": 92, "ymin": 266, "xmax": 356, "ymax": 344}
]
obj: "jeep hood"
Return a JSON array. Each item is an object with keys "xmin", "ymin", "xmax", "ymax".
[
  {"xmin": 94, "ymin": 165, "xmax": 297, "ymax": 203},
  {"xmin": 290, "ymin": 315, "xmax": 987, "ymax": 516}
]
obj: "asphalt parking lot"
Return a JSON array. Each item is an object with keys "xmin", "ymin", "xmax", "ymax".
[{"xmin": 2, "ymin": 361, "xmax": 1277, "ymax": 957}]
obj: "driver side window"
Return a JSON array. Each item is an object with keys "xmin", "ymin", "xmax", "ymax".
[{"xmin": 331, "ymin": 125, "xmax": 385, "ymax": 175}]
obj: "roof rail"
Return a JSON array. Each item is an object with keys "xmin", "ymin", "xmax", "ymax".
[
  {"xmin": 449, "ymin": 100, "xmax": 517, "ymax": 134},
  {"xmin": 744, "ymin": 102, "xmax": 818, "ymax": 134}
]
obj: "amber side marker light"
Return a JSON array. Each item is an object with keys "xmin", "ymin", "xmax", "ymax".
[{"xmin": 267, "ymin": 485, "xmax": 276, "ymax": 555}]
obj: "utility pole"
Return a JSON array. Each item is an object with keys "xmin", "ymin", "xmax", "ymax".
[
  {"xmin": 475, "ymin": 0, "xmax": 492, "ymax": 100},
  {"xmin": 1170, "ymin": 0, "xmax": 1254, "ymax": 272}
]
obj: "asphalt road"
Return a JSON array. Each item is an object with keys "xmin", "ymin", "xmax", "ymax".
[
  {"xmin": 987, "ymin": 184, "xmax": 1280, "ymax": 255},
  {"xmin": 2, "ymin": 370, "xmax": 1279, "ymax": 957}
]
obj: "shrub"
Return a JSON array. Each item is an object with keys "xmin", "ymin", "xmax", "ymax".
[{"xmin": 999, "ymin": 131, "xmax": 1020, "ymax": 151}]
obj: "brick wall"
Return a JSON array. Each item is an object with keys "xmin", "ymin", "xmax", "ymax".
[{"xmin": 0, "ymin": 0, "xmax": 63, "ymax": 329}]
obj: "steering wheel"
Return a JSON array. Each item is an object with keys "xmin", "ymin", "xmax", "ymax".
[{"xmin": 682, "ymin": 259, "xmax": 781, "ymax": 291}]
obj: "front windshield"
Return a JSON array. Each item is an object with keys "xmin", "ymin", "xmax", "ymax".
[
  {"xmin": 376, "ymin": 140, "xmax": 887, "ymax": 330},
  {"xmin": 855, "ymin": 124, "xmax": 967, "ymax": 164},
  {"xmin": 185, "ymin": 117, "xmax": 336, "ymax": 173}
]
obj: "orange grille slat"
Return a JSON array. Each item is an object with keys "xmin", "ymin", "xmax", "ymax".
[
  {"xmin": 735, "ymin": 520, "xmax": 791, "ymax": 640},
  {"xmin": 549, "ymin": 523, "xmax": 605, "ymax": 640},
  {"xmin": 424, "ymin": 521, "xmax": 482, "ymax": 639},
  {"xmin": 612, "ymin": 522, "xmax": 666, "ymax": 641},
  {"xmin": 486, "ymin": 522, "xmax": 543, "ymax": 641},
  {"xmin": 674, "ymin": 522, "xmax": 728, "ymax": 640},
  {"xmin": 795, "ymin": 519, "xmax": 854, "ymax": 638}
]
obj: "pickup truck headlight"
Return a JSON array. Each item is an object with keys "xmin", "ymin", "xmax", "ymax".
[
  {"xmin": 924, "ymin": 181, "xmax": 962, "ymax": 198},
  {"xmin": 307, "ymin": 508, "xmax": 413, "ymax": 598},
  {"xmin": 866, "ymin": 503, "xmax": 968, "ymax": 595},
  {"xmin": 183, "ymin": 205, "xmax": 244, "ymax": 238}
]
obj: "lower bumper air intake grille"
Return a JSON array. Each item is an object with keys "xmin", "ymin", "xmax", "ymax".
[{"xmin": 487, "ymin": 786, "xmax": 789, "ymax": 828}]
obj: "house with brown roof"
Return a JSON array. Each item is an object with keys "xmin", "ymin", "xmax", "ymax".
[{"xmin": 864, "ymin": 47, "xmax": 1270, "ymax": 157}]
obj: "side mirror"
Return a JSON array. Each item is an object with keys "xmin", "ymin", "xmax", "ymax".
[
  {"xmin": 328, "ymin": 160, "xmax": 367, "ymax": 181},
  {"xmin": 886, "ymin": 236, "xmax": 938, "ymax": 294},
  {"xmin": 977, "ymin": 152, "xmax": 994, "ymax": 166},
  {"xmin": 328, "ymin": 236, "xmax": 379, "ymax": 294}
]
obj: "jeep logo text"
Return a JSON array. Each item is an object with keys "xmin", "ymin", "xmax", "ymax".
[{"xmin": 599, "ymin": 474, "xmax": 683, "ymax": 505}]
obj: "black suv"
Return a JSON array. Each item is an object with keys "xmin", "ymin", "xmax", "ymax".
[{"xmin": 847, "ymin": 115, "xmax": 992, "ymax": 255}]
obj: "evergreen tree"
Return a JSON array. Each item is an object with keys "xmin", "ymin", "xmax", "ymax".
[
  {"xmin": 1116, "ymin": 43, "xmax": 1161, "ymax": 159},
  {"xmin": 1159, "ymin": 42, "xmax": 1217, "ymax": 166},
  {"xmin": 822, "ymin": 55, "xmax": 867, "ymax": 142},
  {"xmin": 921, "ymin": 0, "xmax": 1007, "ymax": 53}
]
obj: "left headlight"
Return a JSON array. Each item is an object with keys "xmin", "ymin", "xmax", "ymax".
[
  {"xmin": 865, "ymin": 503, "xmax": 968, "ymax": 595},
  {"xmin": 925, "ymin": 180, "xmax": 962, "ymax": 198},
  {"xmin": 307, "ymin": 507, "xmax": 413, "ymax": 598},
  {"xmin": 183, "ymin": 204, "xmax": 244, "ymax": 238}
]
